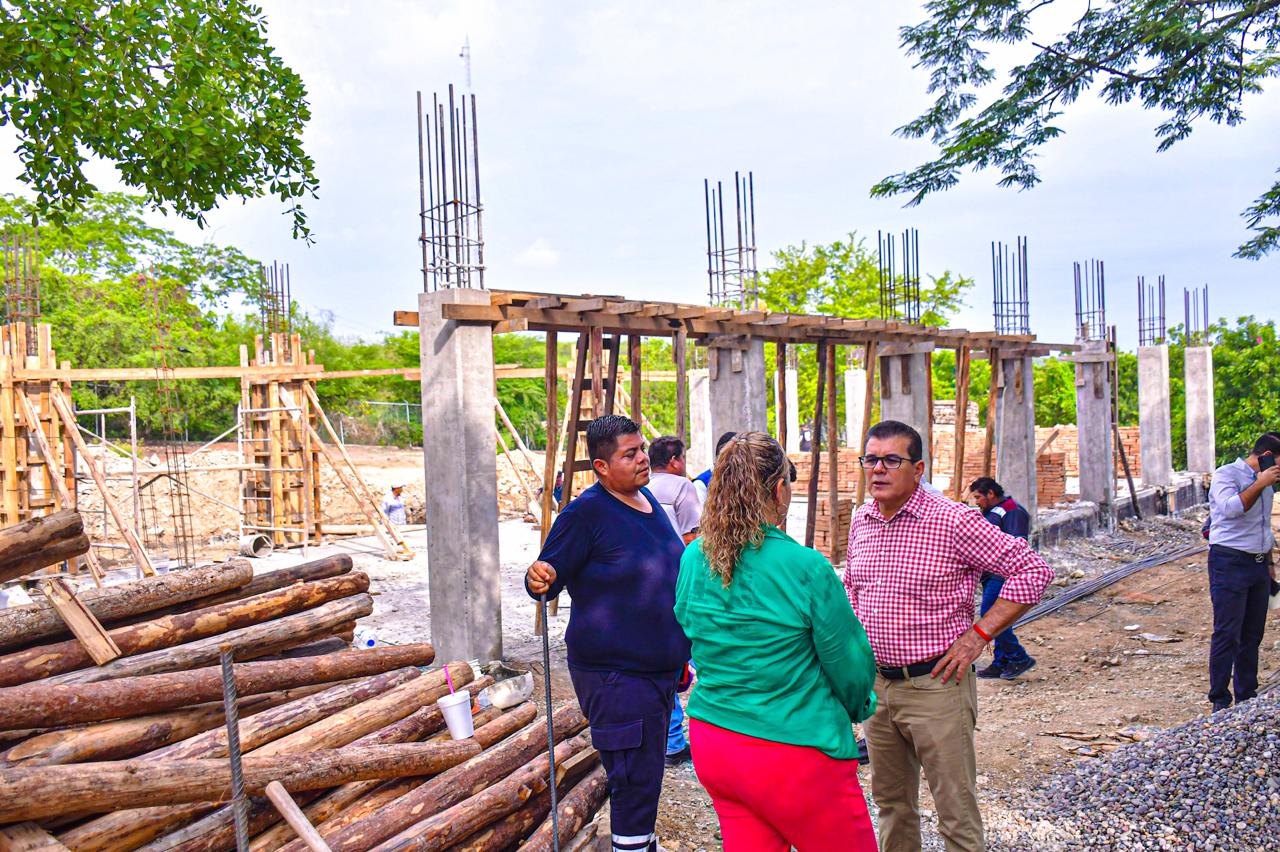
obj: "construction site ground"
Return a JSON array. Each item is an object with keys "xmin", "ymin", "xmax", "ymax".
[{"xmin": 79, "ymin": 444, "xmax": 1279, "ymax": 849}]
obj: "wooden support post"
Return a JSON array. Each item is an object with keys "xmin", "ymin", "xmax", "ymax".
[
  {"xmin": 37, "ymin": 577, "xmax": 122, "ymax": 665},
  {"xmin": 925, "ymin": 349, "xmax": 935, "ymax": 478},
  {"xmin": 628, "ymin": 335, "xmax": 641, "ymax": 425},
  {"xmin": 540, "ymin": 332, "xmax": 559, "ymax": 547},
  {"xmin": 49, "ymin": 388, "xmax": 155, "ymax": 576},
  {"xmin": 775, "ymin": 343, "xmax": 788, "ymax": 451},
  {"xmin": 825, "ymin": 346, "xmax": 839, "ymax": 565},
  {"xmin": 265, "ymin": 780, "xmax": 334, "ymax": 852},
  {"xmin": 15, "ymin": 389, "xmax": 103, "ymax": 583},
  {"xmin": 0, "ymin": 352, "xmax": 20, "ymax": 526},
  {"xmin": 558, "ymin": 334, "xmax": 589, "ymax": 510},
  {"xmin": 588, "ymin": 329, "xmax": 604, "ymax": 417},
  {"xmin": 805, "ymin": 340, "xmax": 828, "ymax": 549},
  {"xmin": 950, "ymin": 346, "xmax": 971, "ymax": 501},
  {"xmin": 983, "ymin": 347, "xmax": 1000, "ymax": 476},
  {"xmin": 855, "ymin": 341, "xmax": 878, "ymax": 507},
  {"xmin": 673, "ymin": 329, "xmax": 688, "ymax": 446},
  {"xmin": 602, "ymin": 335, "xmax": 621, "ymax": 416}
]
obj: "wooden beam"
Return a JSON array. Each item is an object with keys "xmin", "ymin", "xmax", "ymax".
[
  {"xmin": 16, "ymin": 364, "xmax": 326, "ymax": 382},
  {"xmin": 950, "ymin": 346, "xmax": 971, "ymax": 501},
  {"xmin": 36, "ymin": 578, "xmax": 122, "ymax": 666},
  {"xmin": 628, "ymin": 336, "xmax": 641, "ymax": 424},
  {"xmin": 983, "ymin": 348, "xmax": 1000, "ymax": 477},
  {"xmin": 441, "ymin": 304, "xmax": 504, "ymax": 323},
  {"xmin": 540, "ymin": 332, "xmax": 559, "ymax": 546},
  {"xmin": 805, "ymin": 340, "xmax": 828, "ymax": 550},
  {"xmin": 673, "ymin": 329, "xmax": 688, "ymax": 446},
  {"xmin": 825, "ymin": 346, "xmax": 839, "ymax": 566},
  {"xmin": 560, "ymin": 298, "xmax": 605, "ymax": 313},
  {"xmin": 855, "ymin": 341, "xmax": 878, "ymax": 508},
  {"xmin": 775, "ymin": 343, "xmax": 788, "ymax": 455}
]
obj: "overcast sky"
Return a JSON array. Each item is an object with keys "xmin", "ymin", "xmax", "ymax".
[{"xmin": 3, "ymin": 1, "xmax": 1277, "ymax": 351}]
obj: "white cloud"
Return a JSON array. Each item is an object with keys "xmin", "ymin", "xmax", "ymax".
[{"xmin": 517, "ymin": 237, "xmax": 560, "ymax": 269}]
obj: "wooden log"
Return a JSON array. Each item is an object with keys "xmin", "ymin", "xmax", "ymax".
[
  {"xmin": 164, "ymin": 556, "xmax": 353, "ymax": 616},
  {"xmin": 0, "ymin": 574, "xmax": 370, "ymax": 687},
  {"xmin": 266, "ymin": 636, "xmax": 353, "ymax": 659},
  {"xmin": 369, "ymin": 732, "xmax": 593, "ymax": 852},
  {"xmin": 446, "ymin": 740, "xmax": 599, "ymax": 852},
  {"xmin": 0, "ymin": 534, "xmax": 91, "ymax": 585},
  {"xmin": 251, "ymin": 683, "xmax": 509, "ymax": 852},
  {"xmin": 152, "ymin": 670, "xmax": 420, "ymax": 761},
  {"xmin": 318, "ymin": 703, "xmax": 588, "ymax": 852},
  {"xmin": 271, "ymin": 700, "xmax": 531, "ymax": 852},
  {"xmin": 111, "ymin": 664, "xmax": 477, "ymax": 852},
  {"xmin": 44, "ymin": 594, "xmax": 374, "ymax": 686},
  {"xmin": 0, "ymin": 821, "xmax": 70, "ymax": 850},
  {"xmin": 521, "ymin": 765, "xmax": 609, "ymax": 852},
  {"xmin": 0, "ymin": 561, "xmax": 253, "ymax": 652},
  {"xmin": 0, "ymin": 643, "xmax": 434, "ymax": 729},
  {"xmin": 0, "ymin": 741, "xmax": 482, "ymax": 824},
  {"xmin": 56, "ymin": 668, "xmax": 426, "ymax": 852},
  {"xmin": 0, "ymin": 510, "xmax": 82, "ymax": 573},
  {"xmin": 2, "ymin": 683, "xmax": 338, "ymax": 767}
]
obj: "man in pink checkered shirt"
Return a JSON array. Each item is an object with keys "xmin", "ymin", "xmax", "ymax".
[{"xmin": 844, "ymin": 420, "xmax": 1053, "ymax": 852}]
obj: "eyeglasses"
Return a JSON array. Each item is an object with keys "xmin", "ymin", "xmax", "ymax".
[{"xmin": 858, "ymin": 454, "xmax": 916, "ymax": 470}]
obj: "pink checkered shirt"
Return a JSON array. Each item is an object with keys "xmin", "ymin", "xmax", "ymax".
[{"xmin": 843, "ymin": 485, "xmax": 1053, "ymax": 668}]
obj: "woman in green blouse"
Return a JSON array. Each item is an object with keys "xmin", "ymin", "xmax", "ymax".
[{"xmin": 674, "ymin": 432, "xmax": 878, "ymax": 852}]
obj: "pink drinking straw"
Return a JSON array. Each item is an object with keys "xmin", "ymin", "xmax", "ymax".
[{"xmin": 444, "ymin": 666, "xmax": 456, "ymax": 694}]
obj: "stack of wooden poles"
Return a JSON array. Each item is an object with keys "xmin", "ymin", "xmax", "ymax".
[{"xmin": 0, "ymin": 552, "xmax": 607, "ymax": 850}]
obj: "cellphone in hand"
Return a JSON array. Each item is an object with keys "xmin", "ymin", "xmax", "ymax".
[{"xmin": 1261, "ymin": 454, "xmax": 1277, "ymax": 472}]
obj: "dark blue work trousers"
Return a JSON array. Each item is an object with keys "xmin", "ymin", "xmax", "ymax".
[
  {"xmin": 569, "ymin": 666, "xmax": 679, "ymax": 842},
  {"xmin": 1207, "ymin": 545, "xmax": 1272, "ymax": 707},
  {"xmin": 981, "ymin": 574, "xmax": 1032, "ymax": 668}
]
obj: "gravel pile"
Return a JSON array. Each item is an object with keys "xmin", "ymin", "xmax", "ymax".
[{"xmin": 988, "ymin": 694, "xmax": 1280, "ymax": 851}]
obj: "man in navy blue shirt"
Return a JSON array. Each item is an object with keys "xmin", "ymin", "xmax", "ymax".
[
  {"xmin": 968, "ymin": 477, "xmax": 1037, "ymax": 680},
  {"xmin": 526, "ymin": 415, "xmax": 690, "ymax": 852}
]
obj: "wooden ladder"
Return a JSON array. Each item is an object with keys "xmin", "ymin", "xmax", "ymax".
[{"xmin": 557, "ymin": 329, "xmax": 621, "ymax": 507}]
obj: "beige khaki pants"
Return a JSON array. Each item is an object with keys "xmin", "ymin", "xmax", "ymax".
[{"xmin": 864, "ymin": 669, "xmax": 981, "ymax": 852}]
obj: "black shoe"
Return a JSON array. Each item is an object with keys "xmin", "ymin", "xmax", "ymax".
[
  {"xmin": 664, "ymin": 745, "xmax": 691, "ymax": 767},
  {"xmin": 977, "ymin": 663, "xmax": 1005, "ymax": 679},
  {"xmin": 999, "ymin": 657, "xmax": 1036, "ymax": 680},
  {"xmin": 856, "ymin": 737, "xmax": 870, "ymax": 766},
  {"xmin": 1212, "ymin": 702, "xmax": 1231, "ymax": 713}
]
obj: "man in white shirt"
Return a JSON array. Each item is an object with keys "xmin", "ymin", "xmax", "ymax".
[{"xmin": 646, "ymin": 436, "xmax": 703, "ymax": 544}]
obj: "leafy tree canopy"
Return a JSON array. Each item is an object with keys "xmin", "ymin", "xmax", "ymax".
[
  {"xmin": 0, "ymin": 1, "xmax": 317, "ymax": 240},
  {"xmin": 872, "ymin": 2, "xmax": 1280, "ymax": 258}
]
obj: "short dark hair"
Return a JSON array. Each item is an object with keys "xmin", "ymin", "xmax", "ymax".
[
  {"xmin": 715, "ymin": 431, "xmax": 738, "ymax": 459},
  {"xmin": 865, "ymin": 420, "xmax": 923, "ymax": 462},
  {"xmin": 649, "ymin": 436, "xmax": 685, "ymax": 469},
  {"xmin": 587, "ymin": 415, "xmax": 642, "ymax": 463},
  {"xmin": 968, "ymin": 476, "xmax": 1004, "ymax": 498},
  {"xmin": 1253, "ymin": 432, "xmax": 1280, "ymax": 457}
]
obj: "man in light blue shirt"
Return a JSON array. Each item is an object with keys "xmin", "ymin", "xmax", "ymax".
[{"xmin": 1206, "ymin": 433, "xmax": 1280, "ymax": 712}]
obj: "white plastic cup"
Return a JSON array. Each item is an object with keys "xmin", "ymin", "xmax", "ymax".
[{"xmin": 436, "ymin": 691, "xmax": 475, "ymax": 740}]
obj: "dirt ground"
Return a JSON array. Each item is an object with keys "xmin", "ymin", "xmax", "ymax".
[{"xmin": 70, "ymin": 443, "xmax": 1280, "ymax": 849}]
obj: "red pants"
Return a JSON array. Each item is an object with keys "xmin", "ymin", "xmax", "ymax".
[{"xmin": 689, "ymin": 718, "xmax": 878, "ymax": 852}]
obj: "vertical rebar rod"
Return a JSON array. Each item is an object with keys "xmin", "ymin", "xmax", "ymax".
[{"xmin": 220, "ymin": 647, "xmax": 249, "ymax": 852}]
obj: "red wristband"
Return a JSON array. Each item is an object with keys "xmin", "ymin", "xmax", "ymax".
[{"xmin": 972, "ymin": 624, "xmax": 993, "ymax": 643}]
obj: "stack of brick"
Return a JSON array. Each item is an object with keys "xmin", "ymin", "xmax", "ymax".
[
  {"xmin": 1037, "ymin": 452, "xmax": 1068, "ymax": 506},
  {"xmin": 788, "ymin": 451, "xmax": 863, "ymax": 495},
  {"xmin": 932, "ymin": 400, "xmax": 981, "ymax": 426},
  {"xmin": 811, "ymin": 494, "xmax": 853, "ymax": 567}
]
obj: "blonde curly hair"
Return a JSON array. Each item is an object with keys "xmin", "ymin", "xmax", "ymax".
[{"xmin": 700, "ymin": 431, "xmax": 790, "ymax": 587}]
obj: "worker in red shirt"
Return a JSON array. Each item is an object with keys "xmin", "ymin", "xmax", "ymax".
[{"xmin": 844, "ymin": 420, "xmax": 1053, "ymax": 852}]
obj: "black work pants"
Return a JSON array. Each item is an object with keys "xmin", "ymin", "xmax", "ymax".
[{"xmin": 1207, "ymin": 545, "xmax": 1271, "ymax": 707}]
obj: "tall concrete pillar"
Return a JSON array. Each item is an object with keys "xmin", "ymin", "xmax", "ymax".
[
  {"xmin": 844, "ymin": 367, "xmax": 867, "ymax": 455},
  {"xmin": 709, "ymin": 338, "xmax": 768, "ymax": 443},
  {"xmin": 878, "ymin": 349, "xmax": 934, "ymax": 477},
  {"xmin": 1074, "ymin": 340, "xmax": 1114, "ymax": 511},
  {"xmin": 419, "ymin": 289, "xmax": 502, "ymax": 664},
  {"xmin": 1138, "ymin": 344, "xmax": 1174, "ymax": 487},
  {"xmin": 995, "ymin": 355, "xmax": 1037, "ymax": 520},
  {"xmin": 688, "ymin": 368, "xmax": 712, "ymax": 473},
  {"xmin": 774, "ymin": 368, "xmax": 801, "ymax": 454},
  {"xmin": 1184, "ymin": 346, "xmax": 1216, "ymax": 473}
]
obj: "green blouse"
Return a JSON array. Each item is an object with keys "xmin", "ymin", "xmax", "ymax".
[{"xmin": 674, "ymin": 525, "xmax": 877, "ymax": 760}]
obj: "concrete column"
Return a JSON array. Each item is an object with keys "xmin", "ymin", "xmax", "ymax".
[
  {"xmin": 709, "ymin": 338, "xmax": 768, "ymax": 443},
  {"xmin": 688, "ymin": 368, "xmax": 711, "ymax": 473},
  {"xmin": 995, "ymin": 355, "xmax": 1037, "ymax": 520},
  {"xmin": 1184, "ymin": 346, "xmax": 1216, "ymax": 473},
  {"xmin": 878, "ymin": 350, "xmax": 934, "ymax": 477},
  {"xmin": 774, "ymin": 368, "xmax": 801, "ymax": 455},
  {"xmin": 1074, "ymin": 340, "xmax": 1114, "ymax": 511},
  {"xmin": 844, "ymin": 367, "xmax": 867, "ymax": 453},
  {"xmin": 419, "ymin": 289, "xmax": 501, "ymax": 664},
  {"xmin": 1138, "ymin": 344, "xmax": 1174, "ymax": 487}
]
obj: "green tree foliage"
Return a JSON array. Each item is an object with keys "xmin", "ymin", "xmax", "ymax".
[
  {"xmin": 0, "ymin": 1, "xmax": 317, "ymax": 239},
  {"xmin": 759, "ymin": 232, "xmax": 973, "ymax": 438},
  {"xmin": 872, "ymin": 2, "xmax": 1280, "ymax": 258}
]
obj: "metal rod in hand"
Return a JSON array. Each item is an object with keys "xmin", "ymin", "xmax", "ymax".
[
  {"xmin": 220, "ymin": 646, "xmax": 250, "ymax": 852},
  {"xmin": 539, "ymin": 593, "xmax": 561, "ymax": 852}
]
